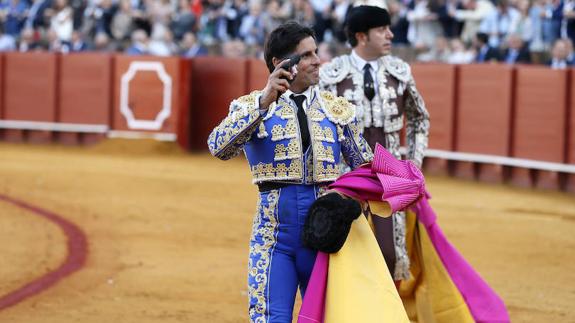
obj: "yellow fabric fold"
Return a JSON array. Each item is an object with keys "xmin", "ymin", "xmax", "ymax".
[
  {"xmin": 399, "ymin": 211, "xmax": 475, "ymax": 323},
  {"xmin": 368, "ymin": 201, "xmax": 393, "ymax": 218},
  {"xmin": 324, "ymin": 215, "xmax": 410, "ymax": 323}
]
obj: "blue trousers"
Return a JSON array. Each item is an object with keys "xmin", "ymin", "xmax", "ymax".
[{"xmin": 248, "ymin": 184, "xmax": 320, "ymax": 323}]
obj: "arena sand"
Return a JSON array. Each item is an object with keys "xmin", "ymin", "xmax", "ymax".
[{"xmin": 0, "ymin": 140, "xmax": 574, "ymax": 323}]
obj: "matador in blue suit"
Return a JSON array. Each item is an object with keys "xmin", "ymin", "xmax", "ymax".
[{"xmin": 208, "ymin": 21, "xmax": 373, "ymax": 323}]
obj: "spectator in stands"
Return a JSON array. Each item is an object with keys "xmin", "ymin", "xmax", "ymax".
[
  {"xmin": 541, "ymin": 0, "xmax": 563, "ymax": 48},
  {"xmin": 220, "ymin": 38, "xmax": 246, "ymax": 57},
  {"xmin": 148, "ymin": 0, "xmax": 173, "ymax": 42},
  {"xmin": 93, "ymin": 0, "xmax": 116, "ymax": 39},
  {"xmin": 529, "ymin": 0, "xmax": 547, "ymax": 63},
  {"xmin": 47, "ymin": 28, "xmax": 69, "ymax": 52},
  {"xmin": 452, "ymin": 0, "xmax": 495, "ymax": 45},
  {"xmin": 0, "ymin": 24, "xmax": 16, "ymax": 51},
  {"xmin": 436, "ymin": 0, "xmax": 461, "ymax": 39},
  {"xmin": 406, "ymin": 0, "xmax": 444, "ymax": 51},
  {"xmin": 548, "ymin": 38, "xmax": 574, "ymax": 68},
  {"xmin": 291, "ymin": 0, "xmax": 316, "ymax": 27},
  {"xmin": 309, "ymin": 0, "xmax": 334, "ymax": 42},
  {"xmin": 125, "ymin": 28, "xmax": 149, "ymax": 54},
  {"xmin": 317, "ymin": 40, "xmax": 337, "ymax": 63},
  {"xmin": 238, "ymin": 0, "xmax": 265, "ymax": 46},
  {"xmin": 111, "ymin": 0, "xmax": 134, "ymax": 45},
  {"xmin": 171, "ymin": 0, "xmax": 197, "ymax": 41},
  {"xmin": 70, "ymin": 29, "xmax": 88, "ymax": 51},
  {"xmin": 0, "ymin": 0, "xmax": 29, "ymax": 39},
  {"xmin": 501, "ymin": 33, "xmax": 531, "ymax": 64},
  {"xmin": 416, "ymin": 35, "xmax": 451, "ymax": 62},
  {"xmin": 197, "ymin": 0, "xmax": 227, "ymax": 45},
  {"xmin": 474, "ymin": 31, "xmax": 501, "ymax": 62},
  {"xmin": 180, "ymin": 31, "xmax": 207, "ymax": 57},
  {"xmin": 328, "ymin": 0, "xmax": 352, "ymax": 42},
  {"xmin": 69, "ymin": 0, "xmax": 84, "ymax": 30},
  {"xmin": 388, "ymin": 0, "xmax": 410, "ymax": 48},
  {"xmin": 48, "ymin": 0, "xmax": 73, "ymax": 44},
  {"xmin": 92, "ymin": 31, "xmax": 115, "ymax": 51},
  {"xmin": 17, "ymin": 27, "xmax": 39, "ymax": 51},
  {"xmin": 479, "ymin": 0, "xmax": 520, "ymax": 47},
  {"xmin": 220, "ymin": 0, "xmax": 246, "ymax": 39},
  {"xmin": 447, "ymin": 38, "xmax": 475, "ymax": 63},
  {"xmin": 514, "ymin": 0, "xmax": 533, "ymax": 44},
  {"xmin": 148, "ymin": 28, "xmax": 178, "ymax": 56},
  {"xmin": 24, "ymin": 0, "xmax": 52, "ymax": 30},
  {"xmin": 263, "ymin": 0, "xmax": 290, "ymax": 37},
  {"xmin": 563, "ymin": 0, "xmax": 575, "ymax": 46}
]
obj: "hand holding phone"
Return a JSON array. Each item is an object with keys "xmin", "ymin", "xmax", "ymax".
[
  {"xmin": 259, "ymin": 54, "xmax": 302, "ymax": 110},
  {"xmin": 275, "ymin": 54, "xmax": 301, "ymax": 103}
]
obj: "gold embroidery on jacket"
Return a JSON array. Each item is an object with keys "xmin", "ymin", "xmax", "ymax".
[
  {"xmin": 251, "ymin": 160, "xmax": 303, "ymax": 183},
  {"xmin": 271, "ymin": 119, "xmax": 298, "ymax": 142},
  {"xmin": 315, "ymin": 144, "xmax": 335, "ymax": 163},
  {"xmin": 311, "ymin": 123, "xmax": 336, "ymax": 143},
  {"xmin": 274, "ymin": 139, "xmax": 301, "ymax": 161}
]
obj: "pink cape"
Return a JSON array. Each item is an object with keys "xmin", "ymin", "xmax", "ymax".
[{"xmin": 298, "ymin": 144, "xmax": 510, "ymax": 323}]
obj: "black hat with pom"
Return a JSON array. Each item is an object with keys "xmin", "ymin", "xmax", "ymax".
[{"xmin": 302, "ymin": 193, "xmax": 362, "ymax": 254}]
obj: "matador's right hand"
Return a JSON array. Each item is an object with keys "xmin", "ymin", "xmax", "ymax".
[{"xmin": 259, "ymin": 58, "xmax": 294, "ymax": 111}]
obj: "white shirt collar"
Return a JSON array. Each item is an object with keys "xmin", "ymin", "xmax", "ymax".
[
  {"xmin": 285, "ymin": 85, "xmax": 315, "ymax": 109},
  {"xmin": 351, "ymin": 50, "xmax": 379, "ymax": 73}
]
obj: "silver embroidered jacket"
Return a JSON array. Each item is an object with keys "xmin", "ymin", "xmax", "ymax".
[
  {"xmin": 207, "ymin": 87, "xmax": 373, "ymax": 184},
  {"xmin": 319, "ymin": 55, "xmax": 430, "ymax": 167}
]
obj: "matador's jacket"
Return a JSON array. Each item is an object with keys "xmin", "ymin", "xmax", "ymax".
[
  {"xmin": 319, "ymin": 54, "xmax": 430, "ymax": 280},
  {"xmin": 207, "ymin": 86, "xmax": 373, "ymax": 322},
  {"xmin": 207, "ymin": 87, "xmax": 373, "ymax": 184}
]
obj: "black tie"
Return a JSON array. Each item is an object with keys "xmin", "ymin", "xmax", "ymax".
[
  {"xmin": 291, "ymin": 94, "xmax": 310, "ymax": 151},
  {"xmin": 363, "ymin": 63, "xmax": 375, "ymax": 101}
]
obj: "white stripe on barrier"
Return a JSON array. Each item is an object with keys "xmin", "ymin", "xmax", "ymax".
[
  {"xmin": 107, "ymin": 130, "xmax": 177, "ymax": 142},
  {"xmin": 0, "ymin": 120, "xmax": 109, "ymax": 133},
  {"xmin": 419, "ymin": 148, "xmax": 575, "ymax": 174}
]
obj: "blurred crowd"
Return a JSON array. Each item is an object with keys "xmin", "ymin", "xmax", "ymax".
[{"xmin": 1, "ymin": 0, "xmax": 574, "ymax": 67}]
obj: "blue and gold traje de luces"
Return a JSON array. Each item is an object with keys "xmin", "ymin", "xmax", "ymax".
[{"xmin": 208, "ymin": 86, "xmax": 373, "ymax": 184}]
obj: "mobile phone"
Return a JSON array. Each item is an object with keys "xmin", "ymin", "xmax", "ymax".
[
  {"xmin": 279, "ymin": 53, "xmax": 301, "ymax": 84},
  {"xmin": 276, "ymin": 53, "xmax": 301, "ymax": 103}
]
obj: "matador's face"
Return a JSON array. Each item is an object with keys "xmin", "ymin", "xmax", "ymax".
[
  {"xmin": 364, "ymin": 26, "xmax": 394, "ymax": 57},
  {"xmin": 290, "ymin": 36, "xmax": 321, "ymax": 89}
]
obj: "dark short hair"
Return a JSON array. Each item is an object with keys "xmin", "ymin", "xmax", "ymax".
[
  {"xmin": 264, "ymin": 21, "xmax": 316, "ymax": 73},
  {"xmin": 345, "ymin": 6, "xmax": 391, "ymax": 47},
  {"xmin": 476, "ymin": 32, "xmax": 489, "ymax": 44}
]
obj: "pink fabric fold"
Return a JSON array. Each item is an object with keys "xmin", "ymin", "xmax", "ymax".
[
  {"xmin": 298, "ymin": 252, "xmax": 328, "ymax": 323},
  {"xmin": 298, "ymin": 144, "xmax": 510, "ymax": 323}
]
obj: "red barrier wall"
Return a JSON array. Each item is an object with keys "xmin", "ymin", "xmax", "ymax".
[
  {"xmin": 412, "ymin": 64, "xmax": 456, "ymax": 174},
  {"xmin": 190, "ymin": 57, "xmax": 247, "ymax": 150},
  {"xmin": 3, "ymin": 52, "xmax": 58, "ymax": 142},
  {"xmin": 513, "ymin": 66, "xmax": 567, "ymax": 162},
  {"xmin": 412, "ymin": 64, "xmax": 456, "ymax": 150},
  {"xmin": 177, "ymin": 58, "xmax": 192, "ymax": 150},
  {"xmin": 113, "ymin": 56, "xmax": 185, "ymax": 139},
  {"xmin": 567, "ymin": 70, "xmax": 575, "ymax": 192},
  {"xmin": 60, "ymin": 53, "xmax": 112, "ymax": 125},
  {"xmin": 455, "ymin": 64, "xmax": 514, "ymax": 181},
  {"xmin": 247, "ymin": 58, "xmax": 268, "ymax": 93},
  {"xmin": 59, "ymin": 53, "xmax": 113, "ymax": 144},
  {"xmin": 512, "ymin": 66, "xmax": 568, "ymax": 189},
  {"xmin": 456, "ymin": 64, "xmax": 514, "ymax": 154}
]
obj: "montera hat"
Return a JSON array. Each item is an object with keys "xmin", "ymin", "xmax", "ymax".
[{"xmin": 345, "ymin": 5, "xmax": 391, "ymax": 34}]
